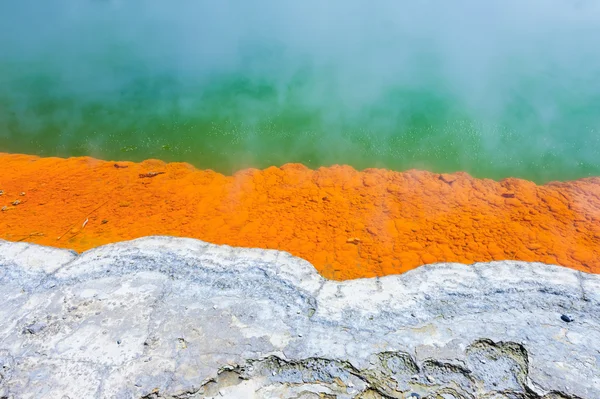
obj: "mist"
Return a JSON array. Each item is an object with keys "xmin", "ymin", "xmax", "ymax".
[{"xmin": 1, "ymin": 0, "xmax": 599, "ymax": 181}]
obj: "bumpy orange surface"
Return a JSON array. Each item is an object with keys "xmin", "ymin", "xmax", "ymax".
[{"xmin": 1, "ymin": 153, "xmax": 599, "ymax": 279}]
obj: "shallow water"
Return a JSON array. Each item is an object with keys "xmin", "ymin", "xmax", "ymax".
[{"xmin": 1, "ymin": 1, "xmax": 599, "ymax": 182}]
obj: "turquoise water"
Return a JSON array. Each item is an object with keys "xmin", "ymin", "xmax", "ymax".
[{"xmin": 1, "ymin": 1, "xmax": 599, "ymax": 182}]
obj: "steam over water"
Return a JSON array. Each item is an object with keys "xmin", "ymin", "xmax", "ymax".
[{"xmin": 1, "ymin": 1, "xmax": 599, "ymax": 182}]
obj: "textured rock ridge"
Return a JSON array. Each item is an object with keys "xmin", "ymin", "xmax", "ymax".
[{"xmin": 0, "ymin": 236, "xmax": 598, "ymax": 398}]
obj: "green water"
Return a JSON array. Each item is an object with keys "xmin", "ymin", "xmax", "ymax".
[{"xmin": 1, "ymin": 1, "xmax": 599, "ymax": 183}]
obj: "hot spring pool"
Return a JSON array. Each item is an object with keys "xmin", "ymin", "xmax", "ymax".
[{"xmin": 1, "ymin": 1, "xmax": 599, "ymax": 182}]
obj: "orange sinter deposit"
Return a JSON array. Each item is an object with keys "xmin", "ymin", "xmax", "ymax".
[{"xmin": 1, "ymin": 152, "xmax": 599, "ymax": 280}]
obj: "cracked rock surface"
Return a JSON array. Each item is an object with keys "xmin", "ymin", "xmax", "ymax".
[{"xmin": 0, "ymin": 236, "xmax": 598, "ymax": 398}]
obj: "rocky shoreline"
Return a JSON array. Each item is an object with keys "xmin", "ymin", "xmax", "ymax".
[
  {"xmin": 2, "ymin": 153, "xmax": 600, "ymax": 279},
  {"xmin": 0, "ymin": 236, "xmax": 598, "ymax": 398}
]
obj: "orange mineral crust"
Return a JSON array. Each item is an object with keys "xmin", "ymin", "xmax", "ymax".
[{"xmin": 1, "ymin": 153, "xmax": 599, "ymax": 280}]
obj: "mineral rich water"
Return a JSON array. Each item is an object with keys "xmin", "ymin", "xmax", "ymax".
[{"xmin": 1, "ymin": 1, "xmax": 599, "ymax": 182}]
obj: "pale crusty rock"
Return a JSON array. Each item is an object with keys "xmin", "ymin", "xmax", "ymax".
[{"xmin": 0, "ymin": 236, "xmax": 598, "ymax": 398}]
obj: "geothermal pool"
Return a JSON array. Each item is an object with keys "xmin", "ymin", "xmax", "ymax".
[
  {"xmin": 1, "ymin": 1, "xmax": 600, "ymax": 182},
  {"xmin": 1, "ymin": 1, "xmax": 600, "ymax": 278}
]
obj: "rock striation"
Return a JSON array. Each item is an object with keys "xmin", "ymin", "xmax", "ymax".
[{"xmin": 0, "ymin": 236, "xmax": 598, "ymax": 398}]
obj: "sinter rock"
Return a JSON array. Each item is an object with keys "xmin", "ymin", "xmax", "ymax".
[{"xmin": 0, "ymin": 236, "xmax": 598, "ymax": 398}]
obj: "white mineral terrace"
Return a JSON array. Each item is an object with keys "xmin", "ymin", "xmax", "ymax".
[{"xmin": 0, "ymin": 236, "xmax": 598, "ymax": 398}]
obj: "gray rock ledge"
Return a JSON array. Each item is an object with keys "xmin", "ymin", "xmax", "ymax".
[{"xmin": 0, "ymin": 236, "xmax": 598, "ymax": 399}]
